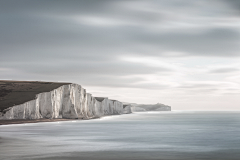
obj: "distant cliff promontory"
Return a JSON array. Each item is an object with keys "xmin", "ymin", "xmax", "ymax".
[{"xmin": 124, "ymin": 103, "xmax": 171, "ymax": 112}]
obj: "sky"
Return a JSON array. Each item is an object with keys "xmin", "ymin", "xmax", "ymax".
[{"xmin": 1, "ymin": 0, "xmax": 240, "ymax": 110}]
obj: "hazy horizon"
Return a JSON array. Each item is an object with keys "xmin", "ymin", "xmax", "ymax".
[{"xmin": 1, "ymin": 0, "xmax": 240, "ymax": 110}]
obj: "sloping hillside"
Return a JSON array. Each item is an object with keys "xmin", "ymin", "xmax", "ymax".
[{"xmin": 0, "ymin": 80, "xmax": 70, "ymax": 112}]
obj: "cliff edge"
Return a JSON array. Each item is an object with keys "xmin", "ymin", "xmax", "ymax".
[{"xmin": 0, "ymin": 80, "xmax": 131, "ymax": 120}]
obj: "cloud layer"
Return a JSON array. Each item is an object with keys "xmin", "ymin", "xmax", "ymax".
[{"xmin": 1, "ymin": 0, "xmax": 240, "ymax": 110}]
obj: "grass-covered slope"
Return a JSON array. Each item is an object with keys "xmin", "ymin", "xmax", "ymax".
[{"xmin": 0, "ymin": 80, "xmax": 71, "ymax": 112}]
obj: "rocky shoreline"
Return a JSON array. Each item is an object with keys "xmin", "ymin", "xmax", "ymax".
[{"xmin": 0, "ymin": 118, "xmax": 75, "ymax": 125}]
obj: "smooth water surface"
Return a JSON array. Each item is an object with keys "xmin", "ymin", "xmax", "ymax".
[{"xmin": 0, "ymin": 111, "xmax": 240, "ymax": 160}]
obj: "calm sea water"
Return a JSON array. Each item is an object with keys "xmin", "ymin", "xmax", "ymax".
[{"xmin": 0, "ymin": 111, "xmax": 240, "ymax": 160}]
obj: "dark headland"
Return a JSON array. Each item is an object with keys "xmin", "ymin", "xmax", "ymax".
[
  {"xmin": 0, "ymin": 80, "xmax": 71, "ymax": 113},
  {"xmin": 0, "ymin": 80, "xmax": 72, "ymax": 125}
]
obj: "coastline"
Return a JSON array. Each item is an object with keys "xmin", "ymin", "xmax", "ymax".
[
  {"xmin": 0, "ymin": 118, "xmax": 77, "ymax": 125},
  {"xmin": 0, "ymin": 81, "xmax": 129, "ymax": 121},
  {"xmin": 0, "ymin": 115, "xmax": 119, "ymax": 125}
]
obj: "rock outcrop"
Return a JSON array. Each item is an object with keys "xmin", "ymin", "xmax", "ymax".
[{"xmin": 0, "ymin": 83, "xmax": 131, "ymax": 120}]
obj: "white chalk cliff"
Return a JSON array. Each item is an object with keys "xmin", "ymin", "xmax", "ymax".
[
  {"xmin": 0, "ymin": 83, "xmax": 131, "ymax": 120},
  {"xmin": 123, "ymin": 105, "xmax": 132, "ymax": 114}
]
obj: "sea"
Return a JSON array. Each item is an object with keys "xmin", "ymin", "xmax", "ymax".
[{"xmin": 0, "ymin": 111, "xmax": 240, "ymax": 160}]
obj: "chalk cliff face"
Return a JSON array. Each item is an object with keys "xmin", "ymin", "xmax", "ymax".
[
  {"xmin": 123, "ymin": 105, "xmax": 132, "ymax": 114},
  {"xmin": 0, "ymin": 84, "xmax": 131, "ymax": 120}
]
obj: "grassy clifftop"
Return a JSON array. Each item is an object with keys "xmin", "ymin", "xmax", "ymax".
[{"xmin": 0, "ymin": 80, "xmax": 71, "ymax": 112}]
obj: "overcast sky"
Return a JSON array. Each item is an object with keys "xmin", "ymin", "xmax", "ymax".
[{"xmin": 1, "ymin": 0, "xmax": 240, "ymax": 110}]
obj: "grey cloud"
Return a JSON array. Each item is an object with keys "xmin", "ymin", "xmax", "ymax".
[
  {"xmin": 177, "ymin": 82, "xmax": 236, "ymax": 90},
  {"xmin": 0, "ymin": 65, "xmax": 172, "ymax": 90},
  {"xmin": 209, "ymin": 68, "xmax": 240, "ymax": 74},
  {"xmin": 130, "ymin": 27, "xmax": 240, "ymax": 57},
  {"xmin": 223, "ymin": 0, "xmax": 240, "ymax": 14},
  {"xmin": 1, "ymin": 0, "xmax": 240, "ymax": 61},
  {"xmin": 0, "ymin": 57, "xmax": 174, "ymax": 89},
  {"xmin": 0, "ymin": 58, "xmax": 173, "ymax": 77},
  {"xmin": 178, "ymin": 83, "xmax": 219, "ymax": 89},
  {"xmin": 1, "ymin": 0, "xmax": 240, "ymax": 92}
]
